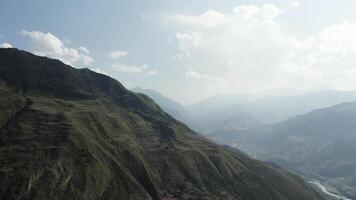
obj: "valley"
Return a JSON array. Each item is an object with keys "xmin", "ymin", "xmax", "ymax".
[{"xmin": 136, "ymin": 87, "xmax": 356, "ymax": 200}]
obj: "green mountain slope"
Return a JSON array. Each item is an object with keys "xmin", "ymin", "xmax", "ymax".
[
  {"xmin": 210, "ymin": 103, "xmax": 356, "ymax": 199},
  {"xmin": 132, "ymin": 87, "xmax": 191, "ymax": 124},
  {"xmin": 0, "ymin": 48, "xmax": 323, "ymax": 200}
]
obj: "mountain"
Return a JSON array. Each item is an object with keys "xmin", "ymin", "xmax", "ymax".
[
  {"xmin": 239, "ymin": 90, "xmax": 356, "ymax": 124},
  {"xmin": 134, "ymin": 89, "xmax": 356, "ymax": 135},
  {"xmin": 131, "ymin": 87, "xmax": 205, "ymax": 133},
  {"xmin": 185, "ymin": 87, "xmax": 302, "ymax": 119},
  {"xmin": 132, "ymin": 88, "xmax": 185, "ymax": 115},
  {"xmin": 0, "ymin": 49, "xmax": 324, "ymax": 200},
  {"xmin": 217, "ymin": 113, "xmax": 261, "ymax": 131},
  {"xmin": 186, "ymin": 94, "xmax": 256, "ymax": 118},
  {"xmin": 185, "ymin": 90, "xmax": 356, "ymax": 134},
  {"xmin": 210, "ymin": 103, "xmax": 356, "ymax": 199},
  {"xmin": 132, "ymin": 87, "xmax": 189, "ymax": 123}
]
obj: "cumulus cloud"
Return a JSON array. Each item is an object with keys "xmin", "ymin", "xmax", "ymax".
[
  {"xmin": 22, "ymin": 30, "xmax": 94, "ymax": 66},
  {"xmin": 79, "ymin": 46, "xmax": 90, "ymax": 54},
  {"xmin": 167, "ymin": 4, "xmax": 356, "ymax": 95},
  {"xmin": 112, "ymin": 64, "xmax": 147, "ymax": 73},
  {"xmin": 297, "ymin": 21, "xmax": 356, "ymax": 90},
  {"xmin": 112, "ymin": 63, "xmax": 158, "ymax": 75},
  {"xmin": 109, "ymin": 49, "xmax": 157, "ymax": 76},
  {"xmin": 108, "ymin": 50, "xmax": 128, "ymax": 59},
  {"xmin": 0, "ymin": 43, "xmax": 12, "ymax": 48},
  {"xmin": 233, "ymin": 4, "xmax": 283, "ymax": 21},
  {"xmin": 291, "ymin": 1, "xmax": 301, "ymax": 7}
]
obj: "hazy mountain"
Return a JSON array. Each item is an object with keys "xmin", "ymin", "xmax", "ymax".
[
  {"xmin": 131, "ymin": 89, "xmax": 260, "ymax": 134},
  {"xmin": 243, "ymin": 90, "xmax": 356, "ymax": 124},
  {"xmin": 132, "ymin": 87, "xmax": 188, "ymax": 121},
  {"xmin": 186, "ymin": 90, "xmax": 356, "ymax": 134},
  {"xmin": 186, "ymin": 88, "xmax": 303, "ymax": 118},
  {"xmin": 217, "ymin": 113, "xmax": 261, "ymax": 131},
  {"xmin": 210, "ymin": 103, "xmax": 356, "ymax": 199},
  {"xmin": 0, "ymin": 49, "xmax": 324, "ymax": 200},
  {"xmin": 186, "ymin": 93, "xmax": 255, "ymax": 118},
  {"xmin": 131, "ymin": 87, "xmax": 204, "ymax": 132},
  {"xmin": 134, "ymin": 89, "xmax": 356, "ymax": 135}
]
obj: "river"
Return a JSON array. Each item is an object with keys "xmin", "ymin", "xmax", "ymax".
[{"xmin": 309, "ymin": 180, "xmax": 352, "ymax": 200}]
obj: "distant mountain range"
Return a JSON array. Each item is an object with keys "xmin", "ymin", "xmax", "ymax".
[
  {"xmin": 132, "ymin": 87, "xmax": 190, "ymax": 122},
  {"xmin": 137, "ymin": 87, "xmax": 356, "ymax": 135},
  {"xmin": 209, "ymin": 102, "xmax": 356, "ymax": 199},
  {"xmin": 0, "ymin": 48, "xmax": 324, "ymax": 200}
]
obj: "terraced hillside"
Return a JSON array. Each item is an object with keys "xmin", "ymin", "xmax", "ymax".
[{"xmin": 0, "ymin": 48, "xmax": 324, "ymax": 200}]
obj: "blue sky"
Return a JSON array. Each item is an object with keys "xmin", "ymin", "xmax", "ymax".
[{"xmin": 2, "ymin": 0, "xmax": 356, "ymax": 104}]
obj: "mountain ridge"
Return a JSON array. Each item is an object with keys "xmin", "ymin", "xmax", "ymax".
[
  {"xmin": 139, "ymin": 85, "xmax": 356, "ymax": 135},
  {"xmin": 0, "ymin": 48, "xmax": 324, "ymax": 200}
]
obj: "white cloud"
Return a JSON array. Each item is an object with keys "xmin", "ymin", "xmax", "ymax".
[
  {"xmin": 1, "ymin": 43, "xmax": 12, "ymax": 48},
  {"xmin": 167, "ymin": 4, "xmax": 356, "ymax": 96},
  {"xmin": 297, "ymin": 21, "xmax": 356, "ymax": 90},
  {"xmin": 112, "ymin": 63, "xmax": 158, "ymax": 75},
  {"xmin": 185, "ymin": 70, "xmax": 231, "ymax": 82},
  {"xmin": 169, "ymin": 10, "xmax": 226, "ymax": 28},
  {"xmin": 108, "ymin": 50, "xmax": 128, "ymax": 59},
  {"xmin": 168, "ymin": 4, "xmax": 295, "ymax": 94},
  {"xmin": 79, "ymin": 46, "xmax": 90, "ymax": 54},
  {"xmin": 112, "ymin": 64, "xmax": 147, "ymax": 73},
  {"xmin": 109, "ymin": 49, "xmax": 157, "ymax": 76},
  {"xmin": 147, "ymin": 70, "xmax": 158, "ymax": 76},
  {"xmin": 291, "ymin": 1, "xmax": 301, "ymax": 7},
  {"xmin": 81, "ymin": 55, "xmax": 94, "ymax": 66},
  {"xmin": 21, "ymin": 30, "xmax": 94, "ymax": 66},
  {"xmin": 232, "ymin": 4, "xmax": 283, "ymax": 21}
]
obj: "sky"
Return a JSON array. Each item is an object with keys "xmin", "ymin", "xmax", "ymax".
[{"xmin": 2, "ymin": 0, "xmax": 356, "ymax": 104}]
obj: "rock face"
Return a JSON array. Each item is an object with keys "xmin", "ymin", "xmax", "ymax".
[{"xmin": 0, "ymin": 49, "xmax": 323, "ymax": 200}]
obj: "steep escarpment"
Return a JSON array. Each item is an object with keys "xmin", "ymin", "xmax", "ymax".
[{"xmin": 0, "ymin": 49, "xmax": 323, "ymax": 200}]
